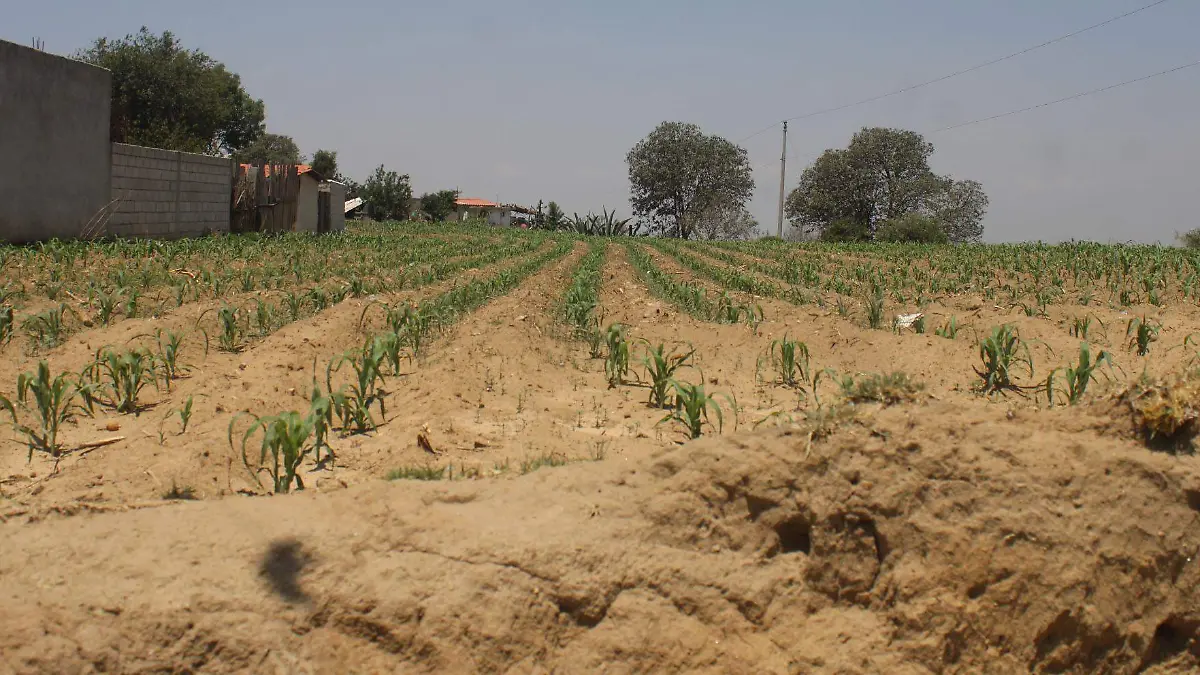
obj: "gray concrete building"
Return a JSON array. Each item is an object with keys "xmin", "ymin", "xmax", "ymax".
[{"xmin": 0, "ymin": 39, "xmax": 113, "ymax": 243}]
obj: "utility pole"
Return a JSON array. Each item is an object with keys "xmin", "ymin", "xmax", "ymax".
[{"xmin": 776, "ymin": 121, "xmax": 788, "ymax": 238}]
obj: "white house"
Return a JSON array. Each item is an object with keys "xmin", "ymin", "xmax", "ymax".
[{"xmin": 454, "ymin": 198, "xmax": 511, "ymax": 226}]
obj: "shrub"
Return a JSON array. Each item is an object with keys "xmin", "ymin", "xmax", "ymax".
[
  {"xmin": 874, "ymin": 213, "xmax": 948, "ymax": 244},
  {"xmin": 821, "ymin": 218, "xmax": 871, "ymax": 243}
]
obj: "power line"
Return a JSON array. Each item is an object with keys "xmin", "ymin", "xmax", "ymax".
[
  {"xmin": 735, "ymin": 0, "xmax": 1173, "ymax": 144},
  {"xmin": 929, "ymin": 59, "xmax": 1200, "ymax": 133}
]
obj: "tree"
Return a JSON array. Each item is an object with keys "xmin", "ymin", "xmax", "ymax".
[
  {"xmin": 874, "ymin": 213, "xmax": 949, "ymax": 244},
  {"xmin": 545, "ymin": 201, "xmax": 568, "ymax": 230},
  {"xmin": 360, "ymin": 165, "xmax": 412, "ymax": 221},
  {"xmin": 785, "ymin": 127, "xmax": 986, "ymax": 242},
  {"xmin": 690, "ymin": 205, "xmax": 758, "ymax": 241},
  {"xmin": 419, "ymin": 190, "xmax": 460, "ymax": 222},
  {"xmin": 1179, "ymin": 229, "xmax": 1200, "ymax": 248},
  {"xmin": 310, "ymin": 149, "xmax": 338, "ymax": 178},
  {"xmin": 627, "ymin": 122, "xmax": 754, "ymax": 239},
  {"xmin": 77, "ymin": 27, "xmax": 264, "ymax": 155},
  {"xmin": 231, "ymin": 133, "xmax": 302, "ymax": 166},
  {"xmin": 923, "ymin": 178, "xmax": 987, "ymax": 243}
]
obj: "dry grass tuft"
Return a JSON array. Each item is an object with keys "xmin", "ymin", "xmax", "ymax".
[{"xmin": 1124, "ymin": 370, "xmax": 1200, "ymax": 452}]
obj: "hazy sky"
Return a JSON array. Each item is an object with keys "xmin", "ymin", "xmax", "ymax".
[{"xmin": 7, "ymin": 0, "xmax": 1199, "ymax": 243}]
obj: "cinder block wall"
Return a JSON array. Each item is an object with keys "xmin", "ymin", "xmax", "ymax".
[
  {"xmin": 109, "ymin": 144, "xmax": 232, "ymax": 238},
  {"xmin": 0, "ymin": 40, "xmax": 112, "ymax": 243}
]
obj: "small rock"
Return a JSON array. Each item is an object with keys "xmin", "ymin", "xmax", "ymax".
[{"xmin": 104, "ymin": 422, "xmax": 120, "ymax": 432}]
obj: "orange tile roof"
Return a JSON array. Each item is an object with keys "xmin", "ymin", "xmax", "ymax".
[
  {"xmin": 456, "ymin": 198, "xmax": 499, "ymax": 208},
  {"xmin": 238, "ymin": 164, "xmax": 320, "ymax": 179}
]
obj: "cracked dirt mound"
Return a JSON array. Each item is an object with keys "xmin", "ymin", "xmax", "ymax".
[{"xmin": 2, "ymin": 402, "xmax": 1199, "ymax": 674}]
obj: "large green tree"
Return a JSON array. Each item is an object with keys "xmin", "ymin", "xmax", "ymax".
[
  {"xmin": 626, "ymin": 122, "xmax": 754, "ymax": 239},
  {"xmin": 231, "ymin": 133, "xmax": 302, "ymax": 166},
  {"xmin": 361, "ymin": 165, "xmax": 412, "ymax": 221},
  {"xmin": 77, "ymin": 27, "xmax": 264, "ymax": 155},
  {"xmin": 419, "ymin": 189, "xmax": 460, "ymax": 221},
  {"xmin": 786, "ymin": 127, "xmax": 987, "ymax": 243}
]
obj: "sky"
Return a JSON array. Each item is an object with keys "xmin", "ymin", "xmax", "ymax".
[{"xmin": 6, "ymin": 0, "xmax": 1199, "ymax": 243}]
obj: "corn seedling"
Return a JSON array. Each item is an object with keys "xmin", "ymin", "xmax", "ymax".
[
  {"xmin": 92, "ymin": 288, "xmax": 122, "ymax": 325},
  {"xmin": 84, "ymin": 346, "xmax": 161, "ymax": 414},
  {"xmin": 231, "ymin": 411, "xmax": 315, "ymax": 494},
  {"xmin": 177, "ymin": 395, "xmax": 194, "ymax": 433},
  {"xmin": 1044, "ymin": 342, "xmax": 1115, "ymax": 406},
  {"xmin": 215, "ymin": 305, "xmax": 245, "ymax": 352},
  {"xmin": 1126, "ymin": 316, "xmax": 1160, "ymax": 356},
  {"xmin": 641, "ymin": 341, "xmax": 695, "ymax": 408},
  {"xmin": 975, "ymin": 325, "xmax": 1035, "ymax": 395},
  {"xmin": 0, "ymin": 361, "xmax": 94, "ymax": 460},
  {"xmin": 660, "ymin": 378, "xmax": 734, "ymax": 440},
  {"xmin": 22, "ymin": 304, "xmax": 75, "ymax": 350},
  {"xmin": 603, "ymin": 323, "xmax": 631, "ymax": 388},
  {"xmin": 1069, "ymin": 314, "xmax": 1105, "ymax": 341},
  {"xmin": 327, "ymin": 339, "xmax": 388, "ymax": 434}
]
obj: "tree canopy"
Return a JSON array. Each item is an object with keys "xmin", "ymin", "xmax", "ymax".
[
  {"xmin": 690, "ymin": 205, "xmax": 758, "ymax": 241},
  {"xmin": 77, "ymin": 27, "xmax": 264, "ymax": 155},
  {"xmin": 626, "ymin": 122, "xmax": 754, "ymax": 239},
  {"xmin": 785, "ymin": 127, "xmax": 987, "ymax": 243},
  {"xmin": 361, "ymin": 165, "xmax": 412, "ymax": 221},
  {"xmin": 310, "ymin": 149, "xmax": 338, "ymax": 179},
  {"xmin": 419, "ymin": 190, "xmax": 460, "ymax": 222},
  {"xmin": 230, "ymin": 133, "xmax": 302, "ymax": 166}
]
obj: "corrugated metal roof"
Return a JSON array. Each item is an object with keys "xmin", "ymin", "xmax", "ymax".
[{"xmin": 344, "ymin": 197, "xmax": 364, "ymax": 213}]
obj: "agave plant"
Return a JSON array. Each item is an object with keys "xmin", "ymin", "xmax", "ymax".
[{"xmin": 569, "ymin": 208, "xmax": 636, "ymax": 237}]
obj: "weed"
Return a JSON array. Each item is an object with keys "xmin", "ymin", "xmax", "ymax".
[
  {"xmin": 387, "ymin": 464, "xmax": 446, "ymax": 481},
  {"xmin": 0, "ymin": 306, "xmax": 12, "ymax": 346},
  {"xmin": 603, "ymin": 323, "xmax": 630, "ymax": 388},
  {"xmin": 836, "ymin": 371, "xmax": 923, "ymax": 405},
  {"xmin": 162, "ymin": 481, "xmax": 198, "ymax": 500},
  {"xmin": 1126, "ymin": 316, "xmax": 1160, "ymax": 356},
  {"xmin": 865, "ymin": 281, "xmax": 886, "ymax": 329},
  {"xmin": 520, "ymin": 452, "xmax": 569, "ymax": 474},
  {"xmin": 935, "ymin": 316, "xmax": 961, "ymax": 340}
]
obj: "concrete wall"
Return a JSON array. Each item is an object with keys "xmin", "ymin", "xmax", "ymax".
[
  {"xmin": 0, "ymin": 40, "xmax": 112, "ymax": 243},
  {"xmin": 108, "ymin": 144, "xmax": 232, "ymax": 238},
  {"xmin": 328, "ymin": 182, "xmax": 346, "ymax": 232},
  {"xmin": 294, "ymin": 174, "xmax": 320, "ymax": 233}
]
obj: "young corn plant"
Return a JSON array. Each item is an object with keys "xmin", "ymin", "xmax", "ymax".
[
  {"xmin": 641, "ymin": 342, "xmax": 695, "ymax": 408},
  {"xmin": 0, "ymin": 361, "xmax": 94, "ymax": 460},
  {"xmin": 84, "ymin": 346, "xmax": 161, "ymax": 414},
  {"xmin": 92, "ymin": 288, "xmax": 123, "ymax": 325},
  {"xmin": 308, "ymin": 377, "xmax": 335, "ymax": 466},
  {"xmin": 1068, "ymin": 315, "xmax": 1104, "ymax": 341},
  {"xmin": 660, "ymin": 379, "xmax": 734, "ymax": 440},
  {"xmin": 1044, "ymin": 342, "xmax": 1115, "ymax": 406},
  {"xmin": 327, "ymin": 339, "xmax": 388, "ymax": 434},
  {"xmin": 975, "ymin": 325, "xmax": 1035, "ymax": 395},
  {"xmin": 769, "ymin": 335, "xmax": 810, "ymax": 389},
  {"xmin": 176, "ymin": 395, "xmax": 194, "ymax": 433},
  {"xmin": 23, "ymin": 304, "xmax": 75, "ymax": 351},
  {"xmin": 213, "ymin": 305, "xmax": 246, "ymax": 353},
  {"xmin": 603, "ymin": 323, "xmax": 631, "ymax": 388},
  {"xmin": 1126, "ymin": 316, "xmax": 1160, "ymax": 356},
  {"xmin": 230, "ymin": 411, "xmax": 315, "ymax": 494}
]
